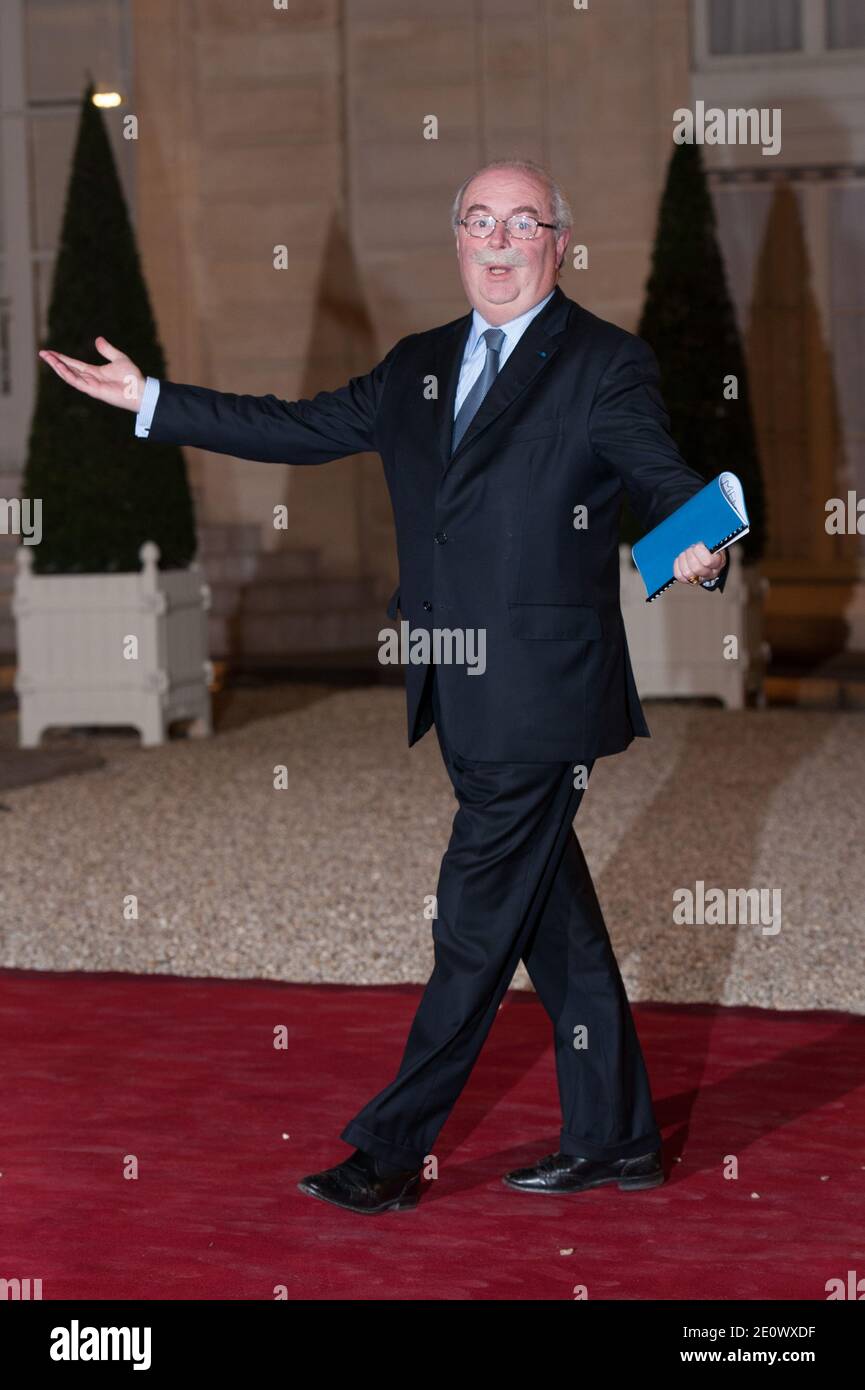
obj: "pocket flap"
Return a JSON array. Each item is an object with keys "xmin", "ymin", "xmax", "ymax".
[{"xmin": 508, "ymin": 603, "xmax": 602, "ymax": 640}]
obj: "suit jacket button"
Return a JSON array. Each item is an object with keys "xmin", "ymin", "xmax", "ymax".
[
  {"xmin": 423, "ymin": 600, "xmax": 432, "ymax": 611},
  {"xmin": 434, "ymin": 531, "xmax": 448, "ymax": 544}
]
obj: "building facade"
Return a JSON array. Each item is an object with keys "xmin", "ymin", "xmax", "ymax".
[{"xmin": 1, "ymin": 0, "xmax": 863, "ymax": 663}]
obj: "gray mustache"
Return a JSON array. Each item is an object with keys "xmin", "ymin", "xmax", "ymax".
[{"xmin": 471, "ymin": 248, "xmax": 528, "ymax": 267}]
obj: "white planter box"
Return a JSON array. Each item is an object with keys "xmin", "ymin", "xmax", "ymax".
[
  {"xmin": 619, "ymin": 543, "xmax": 769, "ymax": 709},
  {"xmin": 13, "ymin": 541, "xmax": 213, "ymax": 747}
]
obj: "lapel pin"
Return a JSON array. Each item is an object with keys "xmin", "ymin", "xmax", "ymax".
[{"xmin": 538, "ymin": 350, "xmax": 547, "ymax": 358}]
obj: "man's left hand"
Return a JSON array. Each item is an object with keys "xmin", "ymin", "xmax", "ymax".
[{"xmin": 673, "ymin": 541, "xmax": 726, "ymax": 586}]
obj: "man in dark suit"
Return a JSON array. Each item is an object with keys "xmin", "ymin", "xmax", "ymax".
[{"xmin": 40, "ymin": 158, "xmax": 728, "ymax": 1216}]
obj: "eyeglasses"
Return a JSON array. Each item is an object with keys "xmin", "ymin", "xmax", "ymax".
[{"xmin": 458, "ymin": 214, "xmax": 558, "ymax": 240}]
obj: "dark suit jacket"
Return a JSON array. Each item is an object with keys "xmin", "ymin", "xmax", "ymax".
[{"xmin": 145, "ymin": 284, "xmax": 728, "ymax": 761}]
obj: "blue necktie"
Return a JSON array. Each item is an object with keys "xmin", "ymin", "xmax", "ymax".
[{"xmin": 451, "ymin": 327, "xmax": 506, "ymax": 454}]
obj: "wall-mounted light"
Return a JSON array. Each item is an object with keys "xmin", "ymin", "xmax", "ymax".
[{"xmin": 91, "ymin": 91, "xmax": 122, "ymax": 108}]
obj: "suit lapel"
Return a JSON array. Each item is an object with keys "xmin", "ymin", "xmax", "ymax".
[
  {"xmin": 435, "ymin": 285, "xmax": 573, "ymax": 474},
  {"xmin": 433, "ymin": 314, "xmax": 473, "ymax": 467}
]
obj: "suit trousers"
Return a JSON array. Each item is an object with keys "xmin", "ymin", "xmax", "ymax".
[{"xmin": 340, "ymin": 669, "xmax": 662, "ymax": 1170}]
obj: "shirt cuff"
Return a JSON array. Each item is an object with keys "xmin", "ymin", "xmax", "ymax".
[{"xmin": 134, "ymin": 376, "xmax": 161, "ymax": 437}]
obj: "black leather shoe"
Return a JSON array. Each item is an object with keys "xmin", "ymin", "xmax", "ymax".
[
  {"xmin": 298, "ymin": 1148, "xmax": 423, "ymax": 1214},
  {"xmin": 502, "ymin": 1150, "xmax": 664, "ymax": 1194}
]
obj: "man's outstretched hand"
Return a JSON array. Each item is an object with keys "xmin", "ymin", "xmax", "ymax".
[
  {"xmin": 673, "ymin": 541, "xmax": 726, "ymax": 586},
  {"xmin": 38, "ymin": 337, "xmax": 145, "ymax": 413}
]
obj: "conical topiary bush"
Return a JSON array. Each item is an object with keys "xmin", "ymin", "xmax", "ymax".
[
  {"xmin": 23, "ymin": 80, "xmax": 196, "ymax": 573},
  {"xmin": 623, "ymin": 139, "xmax": 766, "ymax": 561}
]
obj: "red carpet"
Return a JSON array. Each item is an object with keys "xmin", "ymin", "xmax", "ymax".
[{"xmin": 0, "ymin": 967, "xmax": 862, "ymax": 1300}]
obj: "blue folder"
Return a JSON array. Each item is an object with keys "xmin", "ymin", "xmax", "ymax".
[{"xmin": 631, "ymin": 471, "xmax": 750, "ymax": 602}]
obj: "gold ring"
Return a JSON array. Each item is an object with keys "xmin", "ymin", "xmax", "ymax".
[{"xmin": 687, "ymin": 575, "xmax": 701, "ymax": 585}]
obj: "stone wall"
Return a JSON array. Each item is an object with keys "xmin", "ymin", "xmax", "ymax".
[{"xmin": 131, "ymin": 0, "xmax": 692, "ymax": 611}]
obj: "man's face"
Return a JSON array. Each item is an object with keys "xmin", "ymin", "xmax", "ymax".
[{"xmin": 455, "ymin": 169, "xmax": 570, "ymax": 324}]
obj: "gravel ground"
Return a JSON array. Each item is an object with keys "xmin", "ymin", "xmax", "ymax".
[{"xmin": 0, "ymin": 688, "xmax": 862, "ymax": 1013}]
